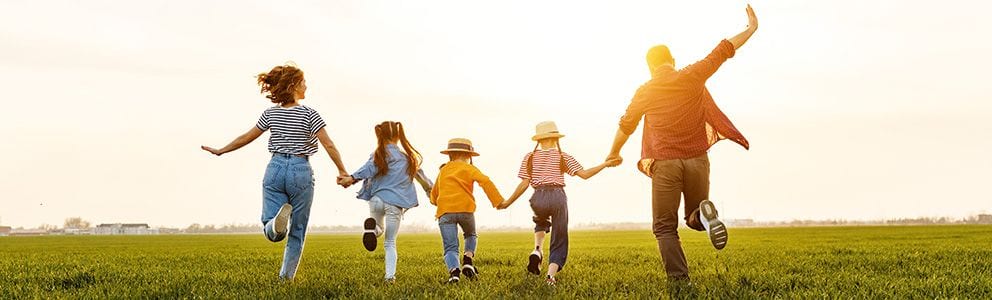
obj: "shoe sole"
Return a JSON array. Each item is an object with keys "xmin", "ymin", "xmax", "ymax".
[
  {"xmin": 700, "ymin": 200, "xmax": 728, "ymax": 250},
  {"xmin": 527, "ymin": 253, "xmax": 541, "ymax": 275},
  {"xmin": 462, "ymin": 265, "xmax": 477, "ymax": 279},
  {"xmin": 363, "ymin": 218, "xmax": 377, "ymax": 252},
  {"xmin": 274, "ymin": 203, "xmax": 292, "ymax": 238}
]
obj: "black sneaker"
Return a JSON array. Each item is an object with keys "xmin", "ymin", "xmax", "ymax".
[
  {"xmin": 446, "ymin": 268, "xmax": 461, "ymax": 284},
  {"xmin": 461, "ymin": 255, "xmax": 477, "ymax": 279},
  {"xmin": 362, "ymin": 218, "xmax": 378, "ymax": 251},
  {"xmin": 699, "ymin": 200, "xmax": 728, "ymax": 250},
  {"xmin": 527, "ymin": 250, "xmax": 542, "ymax": 275}
]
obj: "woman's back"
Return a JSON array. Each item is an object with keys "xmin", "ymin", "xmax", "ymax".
[{"xmin": 256, "ymin": 105, "xmax": 325, "ymax": 155}]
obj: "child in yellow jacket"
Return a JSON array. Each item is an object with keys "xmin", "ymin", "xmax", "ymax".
[{"xmin": 430, "ymin": 138, "xmax": 505, "ymax": 283}]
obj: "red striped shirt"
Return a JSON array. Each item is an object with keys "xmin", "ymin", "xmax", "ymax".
[{"xmin": 517, "ymin": 149, "xmax": 583, "ymax": 187}]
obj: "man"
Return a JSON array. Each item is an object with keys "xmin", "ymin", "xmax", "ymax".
[{"xmin": 605, "ymin": 4, "xmax": 758, "ymax": 281}]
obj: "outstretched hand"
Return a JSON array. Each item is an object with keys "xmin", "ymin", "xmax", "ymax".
[
  {"xmin": 746, "ymin": 4, "xmax": 758, "ymax": 32},
  {"xmin": 201, "ymin": 145, "xmax": 222, "ymax": 156}
]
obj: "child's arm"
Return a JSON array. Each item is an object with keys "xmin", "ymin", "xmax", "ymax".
[
  {"xmin": 499, "ymin": 179, "xmax": 530, "ymax": 209},
  {"xmin": 472, "ymin": 168, "xmax": 505, "ymax": 208},
  {"xmin": 431, "ymin": 174, "xmax": 441, "ymax": 206},
  {"xmin": 575, "ymin": 161, "xmax": 612, "ymax": 179},
  {"xmin": 339, "ymin": 156, "xmax": 376, "ymax": 186},
  {"xmin": 414, "ymin": 168, "xmax": 433, "ymax": 197}
]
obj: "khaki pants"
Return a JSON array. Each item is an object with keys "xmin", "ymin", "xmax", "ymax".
[{"xmin": 651, "ymin": 154, "xmax": 709, "ymax": 279}]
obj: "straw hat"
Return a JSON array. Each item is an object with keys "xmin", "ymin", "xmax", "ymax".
[
  {"xmin": 532, "ymin": 121, "xmax": 566, "ymax": 141},
  {"xmin": 440, "ymin": 138, "xmax": 480, "ymax": 156}
]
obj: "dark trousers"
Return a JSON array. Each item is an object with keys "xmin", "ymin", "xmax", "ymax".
[
  {"xmin": 530, "ymin": 186, "xmax": 569, "ymax": 269},
  {"xmin": 651, "ymin": 154, "xmax": 710, "ymax": 278}
]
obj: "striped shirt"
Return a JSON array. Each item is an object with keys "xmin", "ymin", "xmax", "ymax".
[
  {"xmin": 517, "ymin": 149, "xmax": 583, "ymax": 187},
  {"xmin": 255, "ymin": 105, "xmax": 326, "ymax": 156}
]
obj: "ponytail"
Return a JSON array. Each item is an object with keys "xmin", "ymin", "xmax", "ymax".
[
  {"xmin": 372, "ymin": 121, "xmax": 421, "ymax": 181},
  {"xmin": 395, "ymin": 122, "xmax": 421, "ymax": 181},
  {"xmin": 526, "ymin": 142, "xmax": 539, "ymax": 178},
  {"xmin": 372, "ymin": 122, "xmax": 392, "ymax": 178}
]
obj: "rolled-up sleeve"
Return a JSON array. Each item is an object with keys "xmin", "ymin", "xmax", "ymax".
[
  {"xmin": 351, "ymin": 156, "xmax": 377, "ymax": 180},
  {"xmin": 682, "ymin": 39, "xmax": 736, "ymax": 85},
  {"xmin": 618, "ymin": 89, "xmax": 649, "ymax": 136}
]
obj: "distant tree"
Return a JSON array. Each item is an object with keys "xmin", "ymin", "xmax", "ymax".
[
  {"xmin": 64, "ymin": 217, "xmax": 91, "ymax": 229},
  {"xmin": 186, "ymin": 223, "xmax": 202, "ymax": 233},
  {"xmin": 38, "ymin": 224, "xmax": 58, "ymax": 231}
]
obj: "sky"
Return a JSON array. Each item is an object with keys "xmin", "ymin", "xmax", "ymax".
[{"xmin": 1, "ymin": 0, "xmax": 990, "ymax": 229}]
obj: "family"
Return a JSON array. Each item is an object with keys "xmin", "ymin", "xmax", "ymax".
[{"xmin": 200, "ymin": 4, "xmax": 757, "ymax": 285}]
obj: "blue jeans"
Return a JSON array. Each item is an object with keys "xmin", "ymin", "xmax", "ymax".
[
  {"xmin": 260, "ymin": 154, "xmax": 314, "ymax": 280},
  {"xmin": 369, "ymin": 196, "xmax": 405, "ymax": 279},
  {"xmin": 438, "ymin": 213, "xmax": 477, "ymax": 271}
]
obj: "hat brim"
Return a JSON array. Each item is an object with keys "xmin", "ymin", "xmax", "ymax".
[
  {"xmin": 532, "ymin": 133, "xmax": 565, "ymax": 141},
  {"xmin": 440, "ymin": 149, "xmax": 480, "ymax": 156}
]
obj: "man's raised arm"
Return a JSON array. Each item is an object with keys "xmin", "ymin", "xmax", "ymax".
[{"xmin": 728, "ymin": 4, "xmax": 758, "ymax": 50}]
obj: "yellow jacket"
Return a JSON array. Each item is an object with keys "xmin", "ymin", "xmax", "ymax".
[{"xmin": 430, "ymin": 161, "xmax": 504, "ymax": 218}]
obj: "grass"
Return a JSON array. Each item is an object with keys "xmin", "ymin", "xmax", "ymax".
[{"xmin": 2, "ymin": 225, "xmax": 990, "ymax": 299}]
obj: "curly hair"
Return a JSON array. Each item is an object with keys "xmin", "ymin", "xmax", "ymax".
[{"xmin": 256, "ymin": 65, "xmax": 304, "ymax": 105}]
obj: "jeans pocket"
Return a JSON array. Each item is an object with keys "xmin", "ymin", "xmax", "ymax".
[
  {"xmin": 262, "ymin": 163, "xmax": 280, "ymax": 187},
  {"xmin": 291, "ymin": 165, "xmax": 314, "ymax": 190}
]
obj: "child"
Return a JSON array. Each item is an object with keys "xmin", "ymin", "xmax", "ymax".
[
  {"xmin": 498, "ymin": 121, "xmax": 619, "ymax": 285},
  {"xmin": 430, "ymin": 138, "xmax": 505, "ymax": 283},
  {"xmin": 338, "ymin": 121, "xmax": 433, "ymax": 283}
]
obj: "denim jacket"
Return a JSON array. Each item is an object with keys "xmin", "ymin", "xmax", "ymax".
[{"xmin": 352, "ymin": 144, "xmax": 432, "ymax": 209}]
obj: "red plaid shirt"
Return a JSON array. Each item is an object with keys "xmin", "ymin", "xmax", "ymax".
[{"xmin": 618, "ymin": 40, "xmax": 749, "ymax": 176}]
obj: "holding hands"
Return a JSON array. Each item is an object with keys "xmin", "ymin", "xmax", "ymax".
[
  {"xmin": 605, "ymin": 155, "xmax": 622, "ymax": 168},
  {"xmin": 337, "ymin": 174, "xmax": 356, "ymax": 188}
]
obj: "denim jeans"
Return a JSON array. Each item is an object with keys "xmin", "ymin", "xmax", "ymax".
[
  {"xmin": 438, "ymin": 213, "xmax": 477, "ymax": 270},
  {"xmin": 260, "ymin": 153, "xmax": 314, "ymax": 280},
  {"xmin": 369, "ymin": 196, "xmax": 405, "ymax": 279},
  {"xmin": 530, "ymin": 186, "xmax": 569, "ymax": 269}
]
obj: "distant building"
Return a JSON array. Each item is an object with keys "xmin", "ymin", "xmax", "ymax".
[
  {"xmin": 0, "ymin": 226, "xmax": 11, "ymax": 236},
  {"xmin": 978, "ymin": 214, "xmax": 992, "ymax": 224},
  {"xmin": 63, "ymin": 228, "xmax": 93, "ymax": 235},
  {"xmin": 10, "ymin": 229, "xmax": 48, "ymax": 236},
  {"xmin": 727, "ymin": 219, "xmax": 756, "ymax": 227},
  {"xmin": 94, "ymin": 223, "xmax": 158, "ymax": 235}
]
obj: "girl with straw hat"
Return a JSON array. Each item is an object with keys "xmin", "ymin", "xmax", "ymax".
[
  {"xmin": 497, "ymin": 121, "xmax": 620, "ymax": 285},
  {"xmin": 430, "ymin": 138, "xmax": 505, "ymax": 283}
]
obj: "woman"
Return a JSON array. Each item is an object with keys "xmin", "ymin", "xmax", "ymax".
[{"xmin": 200, "ymin": 64, "xmax": 349, "ymax": 281}]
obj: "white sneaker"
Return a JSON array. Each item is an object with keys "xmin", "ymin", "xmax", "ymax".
[
  {"xmin": 699, "ymin": 200, "xmax": 728, "ymax": 250},
  {"xmin": 273, "ymin": 203, "xmax": 292, "ymax": 240}
]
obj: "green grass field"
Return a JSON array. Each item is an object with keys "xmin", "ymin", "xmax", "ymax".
[{"xmin": 2, "ymin": 226, "xmax": 991, "ymax": 299}]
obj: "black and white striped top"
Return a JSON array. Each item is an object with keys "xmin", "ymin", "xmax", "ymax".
[{"xmin": 255, "ymin": 105, "xmax": 326, "ymax": 155}]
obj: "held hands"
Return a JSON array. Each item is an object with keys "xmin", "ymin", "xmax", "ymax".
[
  {"xmin": 605, "ymin": 154, "xmax": 623, "ymax": 167},
  {"xmin": 496, "ymin": 199, "xmax": 513, "ymax": 210},
  {"xmin": 337, "ymin": 175, "xmax": 356, "ymax": 188}
]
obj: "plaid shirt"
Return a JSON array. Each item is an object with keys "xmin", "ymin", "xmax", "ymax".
[{"xmin": 618, "ymin": 40, "xmax": 749, "ymax": 176}]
